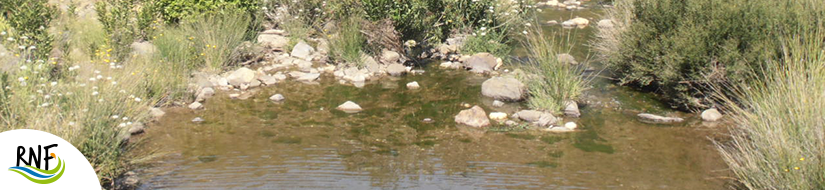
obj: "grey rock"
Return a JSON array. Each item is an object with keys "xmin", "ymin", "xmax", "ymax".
[
  {"xmin": 406, "ymin": 81, "xmax": 420, "ymax": 89},
  {"xmin": 188, "ymin": 102, "xmax": 204, "ymax": 110},
  {"xmin": 387, "ymin": 63, "xmax": 407, "ymax": 76},
  {"xmin": 380, "ymin": 49, "xmax": 401, "ymax": 64},
  {"xmin": 149, "ymin": 108, "xmax": 165, "ymax": 120},
  {"xmin": 454, "ymin": 106, "xmax": 491, "ymax": 127},
  {"xmin": 597, "ymin": 19, "xmax": 614, "ymax": 28},
  {"xmin": 196, "ymin": 87, "xmax": 215, "ymax": 102},
  {"xmin": 257, "ymin": 31, "xmax": 289, "ymax": 50},
  {"xmin": 291, "ymin": 41, "xmax": 315, "ymax": 60},
  {"xmin": 128, "ymin": 122, "xmax": 145, "ymax": 135},
  {"xmin": 337, "ymin": 101, "xmax": 363, "ymax": 113},
  {"xmin": 192, "ymin": 117, "xmax": 205, "ymax": 123},
  {"xmin": 269, "ymin": 94, "xmax": 285, "ymax": 102},
  {"xmin": 481, "ymin": 77, "xmax": 526, "ymax": 101},
  {"xmin": 637, "ymin": 113, "xmax": 684, "ymax": 124},
  {"xmin": 464, "ymin": 53, "xmax": 498, "ymax": 74},
  {"xmin": 226, "ymin": 67, "xmax": 257, "ymax": 86},
  {"xmin": 492, "ymin": 100, "xmax": 505, "ymax": 107},
  {"xmin": 513, "ymin": 110, "xmax": 558, "ymax": 127},
  {"xmin": 557, "ymin": 53, "xmax": 578, "ymax": 65},
  {"xmin": 701, "ymin": 108, "xmax": 723, "ymax": 122},
  {"xmin": 258, "ymin": 75, "xmax": 278, "ymax": 85},
  {"xmin": 563, "ymin": 101, "xmax": 581, "ymax": 117},
  {"xmin": 297, "ymin": 73, "xmax": 321, "ymax": 82}
]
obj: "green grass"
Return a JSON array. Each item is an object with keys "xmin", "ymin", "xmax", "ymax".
[
  {"xmin": 521, "ymin": 27, "xmax": 587, "ymax": 114},
  {"xmin": 329, "ymin": 16, "xmax": 365, "ymax": 67},
  {"xmin": 713, "ymin": 23, "xmax": 825, "ymax": 190}
]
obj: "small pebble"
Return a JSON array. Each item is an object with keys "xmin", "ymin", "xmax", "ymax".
[{"xmin": 192, "ymin": 117, "xmax": 205, "ymax": 123}]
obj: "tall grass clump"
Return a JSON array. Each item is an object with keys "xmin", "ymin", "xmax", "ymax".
[
  {"xmin": 329, "ymin": 17, "xmax": 366, "ymax": 67},
  {"xmin": 595, "ymin": 0, "xmax": 825, "ymax": 110},
  {"xmin": 521, "ymin": 27, "xmax": 587, "ymax": 114},
  {"xmin": 714, "ymin": 25, "xmax": 825, "ymax": 189},
  {"xmin": 153, "ymin": 9, "xmax": 250, "ymax": 71}
]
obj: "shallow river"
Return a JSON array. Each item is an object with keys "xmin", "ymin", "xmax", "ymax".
[{"xmin": 135, "ymin": 3, "xmax": 731, "ymax": 190}]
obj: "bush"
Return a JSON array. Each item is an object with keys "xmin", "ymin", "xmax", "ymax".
[
  {"xmin": 155, "ymin": 0, "xmax": 259, "ymax": 23},
  {"xmin": 714, "ymin": 24, "xmax": 825, "ymax": 189},
  {"xmin": 521, "ymin": 27, "xmax": 587, "ymax": 114},
  {"xmin": 0, "ymin": 0, "xmax": 57, "ymax": 58},
  {"xmin": 595, "ymin": 0, "xmax": 824, "ymax": 109},
  {"xmin": 96, "ymin": 0, "xmax": 160, "ymax": 61}
]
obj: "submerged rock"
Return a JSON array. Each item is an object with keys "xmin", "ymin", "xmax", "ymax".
[
  {"xmin": 258, "ymin": 75, "xmax": 278, "ymax": 85},
  {"xmin": 481, "ymin": 77, "xmax": 526, "ymax": 101},
  {"xmin": 192, "ymin": 117, "xmax": 205, "ymax": 123},
  {"xmin": 269, "ymin": 94, "xmax": 285, "ymax": 102},
  {"xmin": 297, "ymin": 73, "xmax": 321, "ymax": 82},
  {"xmin": 454, "ymin": 106, "xmax": 491, "ymax": 127},
  {"xmin": 701, "ymin": 108, "xmax": 723, "ymax": 122},
  {"xmin": 637, "ymin": 113, "xmax": 684, "ymax": 124},
  {"xmin": 337, "ymin": 101, "xmax": 363, "ymax": 113},
  {"xmin": 492, "ymin": 100, "xmax": 505, "ymax": 107},
  {"xmin": 513, "ymin": 110, "xmax": 557, "ymax": 127}
]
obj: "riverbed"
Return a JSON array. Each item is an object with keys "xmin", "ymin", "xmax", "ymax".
[{"xmin": 134, "ymin": 3, "xmax": 731, "ymax": 190}]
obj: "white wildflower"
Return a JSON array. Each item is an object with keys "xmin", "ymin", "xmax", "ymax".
[
  {"xmin": 134, "ymin": 97, "xmax": 142, "ymax": 102},
  {"xmin": 92, "ymin": 91, "xmax": 99, "ymax": 96},
  {"xmin": 112, "ymin": 115, "xmax": 119, "ymax": 119}
]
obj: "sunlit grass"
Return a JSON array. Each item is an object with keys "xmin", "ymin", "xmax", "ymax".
[{"xmin": 521, "ymin": 26, "xmax": 587, "ymax": 114}]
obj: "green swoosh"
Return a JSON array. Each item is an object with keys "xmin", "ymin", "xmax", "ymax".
[
  {"xmin": 8, "ymin": 158, "xmax": 66, "ymax": 184},
  {"xmin": 23, "ymin": 156, "xmax": 62, "ymax": 174}
]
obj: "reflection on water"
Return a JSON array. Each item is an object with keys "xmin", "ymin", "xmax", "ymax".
[{"xmin": 136, "ymin": 4, "xmax": 731, "ymax": 190}]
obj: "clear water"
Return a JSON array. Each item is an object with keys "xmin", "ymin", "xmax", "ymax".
[{"xmin": 135, "ymin": 4, "xmax": 731, "ymax": 190}]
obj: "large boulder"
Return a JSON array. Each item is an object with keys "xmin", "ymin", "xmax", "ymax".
[
  {"xmin": 257, "ymin": 30, "xmax": 289, "ymax": 50},
  {"xmin": 637, "ymin": 113, "xmax": 684, "ymax": 124},
  {"xmin": 597, "ymin": 19, "xmax": 614, "ymax": 28},
  {"xmin": 464, "ymin": 53, "xmax": 499, "ymax": 74},
  {"xmin": 454, "ymin": 106, "xmax": 491, "ymax": 127},
  {"xmin": 290, "ymin": 40, "xmax": 315, "ymax": 60},
  {"xmin": 481, "ymin": 77, "xmax": 526, "ymax": 101},
  {"xmin": 380, "ymin": 49, "xmax": 401, "ymax": 64},
  {"xmin": 701, "ymin": 108, "xmax": 723, "ymax": 122},
  {"xmin": 226, "ymin": 67, "xmax": 257, "ymax": 87}
]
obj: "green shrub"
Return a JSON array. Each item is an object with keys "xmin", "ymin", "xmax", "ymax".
[
  {"xmin": 155, "ymin": 0, "xmax": 259, "ymax": 23},
  {"xmin": 461, "ymin": 31, "xmax": 511, "ymax": 58},
  {"xmin": 0, "ymin": 0, "xmax": 57, "ymax": 58},
  {"xmin": 714, "ymin": 23, "xmax": 825, "ymax": 190},
  {"xmin": 96, "ymin": 0, "xmax": 160, "ymax": 60},
  {"xmin": 596, "ymin": 0, "xmax": 825, "ymax": 109}
]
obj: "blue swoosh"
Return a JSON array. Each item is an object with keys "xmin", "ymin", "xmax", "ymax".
[{"xmin": 8, "ymin": 166, "xmax": 55, "ymax": 178}]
